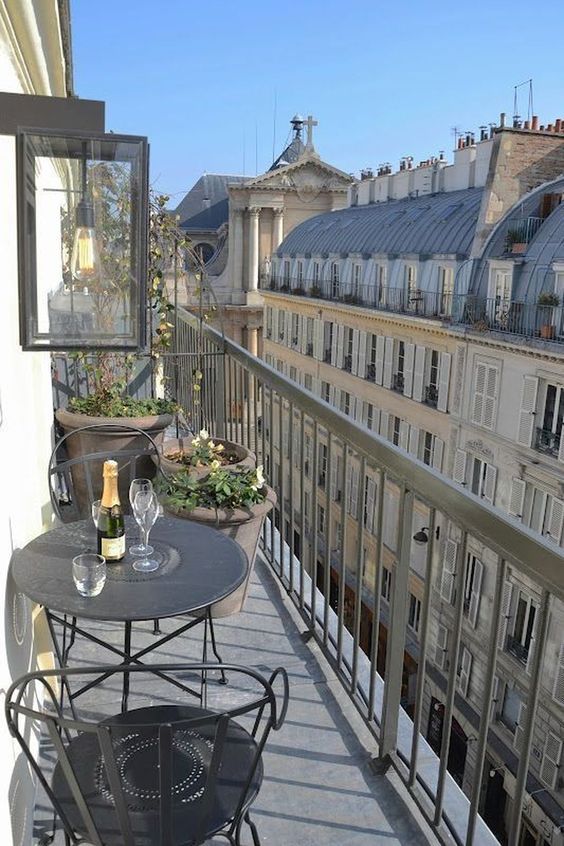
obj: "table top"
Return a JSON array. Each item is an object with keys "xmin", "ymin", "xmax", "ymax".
[{"xmin": 12, "ymin": 516, "xmax": 248, "ymax": 622}]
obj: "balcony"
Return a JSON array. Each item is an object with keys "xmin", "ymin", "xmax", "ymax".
[
  {"xmin": 424, "ymin": 385, "xmax": 439, "ymax": 408},
  {"xmin": 392, "ymin": 372, "xmax": 405, "ymax": 393},
  {"xmin": 506, "ymin": 634, "xmax": 530, "ymax": 664},
  {"xmin": 166, "ymin": 309, "xmax": 564, "ymax": 846},
  {"xmin": 535, "ymin": 426, "xmax": 561, "ymax": 458},
  {"xmin": 262, "ymin": 278, "xmax": 564, "ymax": 346}
]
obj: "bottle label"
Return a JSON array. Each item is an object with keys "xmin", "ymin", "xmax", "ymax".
[{"xmin": 101, "ymin": 535, "xmax": 125, "ymax": 561}]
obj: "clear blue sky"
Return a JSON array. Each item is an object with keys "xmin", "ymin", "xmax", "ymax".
[{"xmin": 71, "ymin": 0, "xmax": 564, "ymax": 205}]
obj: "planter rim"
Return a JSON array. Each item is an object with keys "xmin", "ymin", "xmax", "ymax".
[
  {"xmin": 161, "ymin": 436, "xmax": 254, "ymax": 463},
  {"xmin": 56, "ymin": 407, "xmax": 174, "ymax": 432},
  {"xmin": 164, "ymin": 485, "xmax": 276, "ymax": 526}
]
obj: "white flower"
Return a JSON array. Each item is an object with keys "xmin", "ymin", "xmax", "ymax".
[
  {"xmin": 208, "ymin": 440, "xmax": 215, "ymax": 449},
  {"xmin": 210, "ymin": 459, "xmax": 221, "ymax": 472},
  {"xmin": 216, "ymin": 443, "xmax": 225, "ymax": 452},
  {"xmin": 254, "ymin": 465, "xmax": 265, "ymax": 488},
  {"xmin": 191, "ymin": 436, "xmax": 200, "ymax": 447},
  {"xmin": 199, "ymin": 429, "xmax": 209, "ymax": 440}
]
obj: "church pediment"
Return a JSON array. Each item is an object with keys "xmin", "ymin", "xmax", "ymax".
[{"xmin": 244, "ymin": 156, "xmax": 353, "ymax": 194}]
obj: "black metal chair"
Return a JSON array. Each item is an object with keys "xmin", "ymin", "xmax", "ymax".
[{"xmin": 6, "ymin": 662, "xmax": 289, "ymax": 846}]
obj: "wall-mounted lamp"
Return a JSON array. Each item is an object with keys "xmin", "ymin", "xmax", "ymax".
[
  {"xmin": 489, "ymin": 764, "xmax": 505, "ymax": 778},
  {"xmin": 70, "ymin": 141, "xmax": 100, "ymax": 284},
  {"xmin": 413, "ymin": 525, "xmax": 441, "ymax": 545}
]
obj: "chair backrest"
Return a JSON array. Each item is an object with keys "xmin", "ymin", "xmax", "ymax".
[
  {"xmin": 48, "ymin": 422, "xmax": 164, "ymax": 522},
  {"xmin": 5, "ymin": 663, "xmax": 289, "ymax": 846}
]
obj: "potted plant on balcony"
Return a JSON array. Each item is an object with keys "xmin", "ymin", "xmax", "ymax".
[
  {"xmin": 505, "ymin": 227, "xmax": 527, "ymax": 255},
  {"xmin": 538, "ymin": 292, "xmax": 560, "ymax": 339},
  {"xmin": 159, "ymin": 463, "xmax": 276, "ymax": 616},
  {"xmin": 309, "ymin": 283, "xmax": 322, "ymax": 298},
  {"xmin": 159, "ymin": 428, "xmax": 255, "ymax": 478}
]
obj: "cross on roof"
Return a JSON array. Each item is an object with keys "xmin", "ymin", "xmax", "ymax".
[{"xmin": 304, "ymin": 115, "xmax": 318, "ymax": 152}]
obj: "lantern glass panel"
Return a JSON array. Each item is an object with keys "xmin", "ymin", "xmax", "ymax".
[{"xmin": 18, "ymin": 130, "xmax": 148, "ymax": 351}]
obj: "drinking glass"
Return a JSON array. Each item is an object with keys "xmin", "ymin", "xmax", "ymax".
[
  {"xmin": 129, "ymin": 479, "xmax": 154, "ymax": 556},
  {"xmin": 91, "ymin": 499, "xmax": 101, "ymax": 528},
  {"xmin": 131, "ymin": 490, "xmax": 160, "ymax": 573},
  {"xmin": 72, "ymin": 553, "xmax": 106, "ymax": 597}
]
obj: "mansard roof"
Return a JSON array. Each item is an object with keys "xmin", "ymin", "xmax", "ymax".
[
  {"xmin": 175, "ymin": 174, "xmax": 247, "ymax": 231},
  {"xmin": 276, "ymin": 187, "xmax": 483, "ymax": 257}
]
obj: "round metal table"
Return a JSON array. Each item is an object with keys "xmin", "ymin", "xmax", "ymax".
[{"xmin": 12, "ymin": 516, "xmax": 248, "ymax": 710}]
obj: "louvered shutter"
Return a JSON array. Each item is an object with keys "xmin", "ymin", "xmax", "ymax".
[
  {"xmin": 336, "ymin": 325, "xmax": 345, "ymax": 369},
  {"xmin": 516, "ymin": 375, "xmax": 539, "ymax": 446},
  {"xmin": 540, "ymin": 732, "xmax": 562, "ymax": 789},
  {"xmin": 483, "ymin": 365, "xmax": 498, "ymax": 429},
  {"xmin": 284, "ymin": 312, "xmax": 291, "ymax": 346},
  {"xmin": 514, "ymin": 702, "xmax": 526, "ymax": 751},
  {"xmin": 271, "ymin": 306, "xmax": 278, "ymax": 340},
  {"xmin": 403, "ymin": 343, "xmax": 415, "ymax": 398},
  {"xmin": 383, "ymin": 337, "xmax": 394, "ymax": 388},
  {"xmin": 559, "ymin": 430, "xmax": 564, "ymax": 463},
  {"xmin": 453, "ymin": 449, "xmax": 468, "ymax": 485},
  {"xmin": 508, "ymin": 478, "xmax": 526, "ymax": 519},
  {"xmin": 432, "ymin": 438, "xmax": 444, "ymax": 471},
  {"xmin": 498, "ymin": 580, "xmax": 513, "ymax": 649},
  {"xmin": 437, "ymin": 352, "xmax": 451, "ymax": 412},
  {"xmin": 352, "ymin": 329, "xmax": 360, "ymax": 375},
  {"xmin": 490, "ymin": 675, "xmax": 500, "ymax": 721},
  {"xmin": 458, "ymin": 647, "xmax": 472, "ymax": 697},
  {"xmin": 440, "ymin": 539, "xmax": 458, "ymax": 604},
  {"xmin": 373, "ymin": 408, "xmax": 381, "ymax": 433},
  {"xmin": 526, "ymin": 610, "xmax": 538, "ymax": 675},
  {"xmin": 332, "ymin": 387, "xmax": 341, "ymax": 410},
  {"xmin": 300, "ymin": 316, "xmax": 307, "ymax": 354},
  {"xmin": 471, "ymin": 363, "xmax": 487, "ymax": 424},
  {"xmin": 435, "ymin": 624, "xmax": 449, "ymax": 669},
  {"xmin": 375, "ymin": 335, "xmax": 385, "ymax": 385},
  {"xmin": 408, "ymin": 426, "xmax": 420, "ymax": 457},
  {"xmin": 313, "ymin": 318, "xmax": 323, "ymax": 360},
  {"xmin": 553, "ymin": 643, "xmax": 564, "ymax": 707},
  {"xmin": 379, "ymin": 411, "xmax": 389, "ymax": 440},
  {"xmin": 547, "ymin": 496, "xmax": 564, "ymax": 544},
  {"xmin": 349, "ymin": 466, "xmax": 359, "ymax": 517},
  {"xmin": 412, "ymin": 345, "xmax": 426, "ymax": 402},
  {"xmin": 468, "ymin": 559, "xmax": 483, "ymax": 628},
  {"xmin": 483, "ymin": 464, "xmax": 497, "ymax": 504},
  {"xmin": 399, "ymin": 421, "xmax": 410, "ymax": 450},
  {"xmin": 357, "ymin": 331, "xmax": 367, "ymax": 379},
  {"xmin": 331, "ymin": 324, "xmax": 338, "ymax": 366},
  {"xmin": 330, "ymin": 456, "xmax": 341, "ymax": 501},
  {"xmin": 364, "ymin": 476, "xmax": 376, "ymax": 533}
]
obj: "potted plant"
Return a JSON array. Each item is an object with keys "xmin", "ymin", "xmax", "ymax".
[
  {"xmin": 538, "ymin": 292, "xmax": 560, "ymax": 339},
  {"xmin": 505, "ymin": 227, "xmax": 527, "ymax": 254},
  {"xmin": 309, "ymin": 283, "xmax": 322, "ymax": 298},
  {"xmin": 159, "ymin": 464, "xmax": 275, "ymax": 617},
  {"xmin": 159, "ymin": 428, "xmax": 255, "ymax": 478}
]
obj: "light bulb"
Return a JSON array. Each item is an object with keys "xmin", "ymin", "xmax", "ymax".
[{"xmin": 71, "ymin": 200, "xmax": 100, "ymax": 283}]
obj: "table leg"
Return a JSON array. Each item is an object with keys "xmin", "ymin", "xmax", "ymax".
[
  {"xmin": 45, "ymin": 611, "xmax": 77, "ymax": 720},
  {"xmin": 208, "ymin": 613, "xmax": 227, "ymax": 685},
  {"xmin": 121, "ymin": 621, "xmax": 132, "ymax": 713}
]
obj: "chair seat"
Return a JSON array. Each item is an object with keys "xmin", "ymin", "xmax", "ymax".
[{"xmin": 52, "ymin": 703, "xmax": 263, "ymax": 846}]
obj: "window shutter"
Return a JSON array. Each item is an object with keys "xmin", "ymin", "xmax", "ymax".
[
  {"xmin": 437, "ymin": 352, "xmax": 451, "ymax": 412},
  {"xmin": 435, "ymin": 623, "xmax": 449, "ymax": 669},
  {"xmin": 313, "ymin": 318, "xmax": 323, "ymax": 360},
  {"xmin": 453, "ymin": 449, "xmax": 468, "ymax": 485},
  {"xmin": 471, "ymin": 363, "xmax": 486, "ymax": 424},
  {"xmin": 498, "ymin": 580, "xmax": 513, "ymax": 650},
  {"xmin": 330, "ymin": 456, "xmax": 341, "ymax": 501},
  {"xmin": 547, "ymin": 496, "xmax": 564, "ymax": 544},
  {"xmin": 364, "ymin": 476, "xmax": 376, "ymax": 533},
  {"xmin": 399, "ymin": 421, "xmax": 410, "ymax": 451},
  {"xmin": 284, "ymin": 312, "xmax": 291, "ymax": 346},
  {"xmin": 508, "ymin": 478, "xmax": 526, "ymax": 520},
  {"xmin": 336, "ymin": 325, "xmax": 345, "ymax": 368},
  {"xmin": 432, "ymin": 438, "xmax": 444, "ymax": 471},
  {"xmin": 516, "ymin": 375, "xmax": 539, "ymax": 446},
  {"xmin": 357, "ymin": 331, "xmax": 367, "ymax": 379},
  {"xmin": 408, "ymin": 426, "xmax": 420, "ymax": 456},
  {"xmin": 490, "ymin": 675, "xmax": 500, "ymax": 721},
  {"xmin": 540, "ymin": 731, "xmax": 562, "ymax": 789},
  {"xmin": 553, "ymin": 643, "xmax": 564, "ymax": 707},
  {"xmin": 483, "ymin": 464, "xmax": 497, "ymax": 504},
  {"xmin": 375, "ymin": 335, "xmax": 385, "ymax": 385},
  {"xmin": 300, "ymin": 316, "xmax": 307, "ymax": 354},
  {"xmin": 440, "ymin": 539, "xmax": 458, "ymax": 604},
  {"xmin": 526, "ymin": 610, "xmax": 538, "ymax": 675},
  {"xmin": 379, "ymin": 411, "xmax": 390, "ymax": 440},
  {"xmin": 514, "ymin": 702, "xmax": 526, "ymax": 752},
  {"xmin": 383, "ymin": 337, "xmax": 394, "ymax": 388},
  {"xmin": 372, "ymin": 408, "xmax": 381, "ymax": 433},
  {"xmin": 403, "ymin": 343, "xmax": 415, "ymax": 398},
  {"xmin": 468, "ymin": 559, "xmax": 483, "ymax": 628},
  {"xmin": 458, "ymin": 646, "xmax": 472, "ymax": 697},
  {"xmin": 333, "ymin": 387, "xmax": 341, "ymax": 410},
  {"xmin": 483, "ymin": 365, "xmax": 498, "ymax": 429},
  {"xmin": 272, "ymin": 306, "xmax": 278, "ymax": 340},
  {"xmin": 412, "ymin": 345, "xmax": 426, "ymax": 402},
  {"xmin": 350, "ymin": 466, "xmax": 359, "ymax": 517},
  {"xmin": 331, "ymin": 324, "xmax": 338, "ymax": 366},
  {"xmin": 352, "ymin": 329, "xmax": 360, "ymax": 376}
]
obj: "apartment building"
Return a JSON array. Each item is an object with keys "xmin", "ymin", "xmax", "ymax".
[{"xmin": 260, "ymin": 122, "xmax": 564, "ymax": 845}]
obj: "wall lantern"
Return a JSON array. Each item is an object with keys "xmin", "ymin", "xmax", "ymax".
[{"xmin": 17, "ymin": 128, "xmax": 149, "ymax": 351}]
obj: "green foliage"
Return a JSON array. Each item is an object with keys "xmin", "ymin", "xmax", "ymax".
[
  {"xmin": 69, "ymin": 387, "xmax": 178, "ymax": 418},
  {"xmin": 538, "ymin": 292, "xmax": 560, "ymax": 307},
  {"xmin": 160, "ymin": 464, "xmax": 266, "ymax": 511}
]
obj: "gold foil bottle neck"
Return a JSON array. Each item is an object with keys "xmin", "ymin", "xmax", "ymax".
[{"xmin": 103, "ymin": 459, "xmax": 119, "ymax": 478}]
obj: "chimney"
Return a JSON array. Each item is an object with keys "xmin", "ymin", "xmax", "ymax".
[
  {"xmin": 547, "ymin": 123, "xmax": 554, "ymax": 132},
  {"xmin": 480, "ymin": 125, "xmax": 488, "ymax": 141},
  {"xmin": 500, "ymin": 112, "xmax": 506, "ymax": 128},
  {"xmin": 524, "ymin": 120, "xmax": 530, "ymax": 130},
  {"xmin": 556, "ymin": 119, "xmax": 562, "ymax": 133},
  {"xmin": 532, "ymin": 115, "xmax": 539, "ymax": 131},
  {"xmin": 513, "ymin": 115, "xmax": 521, "ymax": 129}
]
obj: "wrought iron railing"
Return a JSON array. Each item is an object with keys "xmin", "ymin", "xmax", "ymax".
[
  {"xmin": 167, "ymin": 309, "xmax": 564, "ymax": 846},
  {"xmin": 535, "ymin": 427, "xmax": 561, "ymax": 458}
]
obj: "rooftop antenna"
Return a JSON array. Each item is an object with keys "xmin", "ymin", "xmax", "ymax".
[
  {"xmin": 451, "ymin": 126, "xmax": 461, "ymax": 148},
  {"xmin": 272, "ymin": 88, "xmax": 277, "ymax": 164},
  {"xmin": 513, "ymin": 78, "xmax": 534, "ymax": 124}
]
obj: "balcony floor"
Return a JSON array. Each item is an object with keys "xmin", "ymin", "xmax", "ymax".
[{"xmin": 33, "ymin": 553, "xmax": 434, "ymax": 845}]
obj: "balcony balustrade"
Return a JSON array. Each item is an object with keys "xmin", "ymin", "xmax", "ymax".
[
  {"xmin": 392, "ymin": 372, "xmax": 405, "ymax": 393},
  {"xmin": 535, "ymin": 426, "xmax": 561, "ymax": 458},
  {"xmin": 165, "ymin": 309, "xmax": 564, "ymax": 846},
  {"xmin": 424, "ymin": 385, "xmax": 439, "ymax": 408}
]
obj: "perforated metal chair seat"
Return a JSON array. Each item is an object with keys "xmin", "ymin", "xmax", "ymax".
[{"xmin": 51, "ymin": 704, "xmax": 263, "ymax": 846}]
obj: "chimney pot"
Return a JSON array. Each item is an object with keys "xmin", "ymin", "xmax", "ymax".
[
  {"xmin": 524, "ymin": 120, "xmax": 530, "ymax": 130},
  {"xmin": 548, "ymin": 123, "xmax": 554, "ymax": 132},
  {"xmin": 540, "ymin": 125, "xmax": 545, "ymax": 131},
  {"xmin": 556, "ymin": 119, "xmax": 562, "ymax": 133},
  {"xmin": 532, "ymin": 115, "xmax": 539, "ymax": 130},
  {"xmin": 500, "ymin": 112, "xmax": 506, "ymax": 127}
]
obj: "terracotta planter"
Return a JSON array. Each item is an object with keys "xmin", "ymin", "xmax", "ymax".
[
  {"xmin": 159, "ymin": 437, "xmax": 255, "ymax": 479},
  {"xmin": 55, "ymin": 408, "xmax": 173, "ymax": 515},
  {"xmin": 540, "ymin": 323, "xmax": 556, "ymax": 340},
  {"xmin": 164, "ymin": 486, "xmax": 276, "ymax": 617}
]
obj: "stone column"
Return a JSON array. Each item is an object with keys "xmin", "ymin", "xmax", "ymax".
[
  {"xmin": 247, "ymin": 206, "xmax": 260, "ymax": 291},
  {"xmin": 230, "ymin": 208, "xmax": 244, "ymax": 292},
  {"xmin": 272, "ymin": 207, "xmax": 284, "ymax": 250},
  {"xmin": 247, "ymin": 326, "xmax": 258, "ymax": 357}
]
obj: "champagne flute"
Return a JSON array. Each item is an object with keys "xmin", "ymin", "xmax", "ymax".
[
  {"xmin": 129, "ymin": 479, "xmax": 154, "ymax": 556},
  {"xmin": 91, "ymin": 499, "xmax": 101, "ymax": 528},
  {"xmin": 131, "ymin": 490, "xmax": 160, "ymax": 573}
]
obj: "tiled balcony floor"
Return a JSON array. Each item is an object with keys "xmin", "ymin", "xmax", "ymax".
[{"xmin": 33, "ymin": 553, "xmax": 434, "ymax": 845}]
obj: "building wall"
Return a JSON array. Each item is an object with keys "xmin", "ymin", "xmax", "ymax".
[{"xmin": 0, "ymin": 2, "xmax": 69, "ymax": 841}]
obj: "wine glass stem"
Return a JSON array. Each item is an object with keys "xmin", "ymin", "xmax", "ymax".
[{"xmin": 143, "ymin": 527, "xmax": 149, "ymax": 550}]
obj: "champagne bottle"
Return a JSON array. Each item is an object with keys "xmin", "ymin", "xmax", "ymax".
[{"xmin": 97, "ymin": 459, "xmax": 125, "ymax": 562}]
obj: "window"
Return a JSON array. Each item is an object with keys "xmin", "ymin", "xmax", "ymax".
[
  {"xmin": 469, "ymin": 456, "xmax": 497, "ymax": 503},
  {"xmin": 297, "ymin": 261, "xmax": 303, "ymax": 285},
  {"xmin": 464, "ymin": 554, "xmax": 483, "ymax": 627},
  {"xmin": 266, "ymin": 307, "xmax": 273, "ymax": 339},
  {"xmin": 438, "ymin": 266, "xmax": 454, "ymax": 315},
  {"xmin": 304, "ymin": 373, "xmax": 313, "ymax": 392},
  {"xmin": 276, "ymin": 359, "xmax": 285, "ymax": 373},
  {"xmin": 334, "ymin": 520, "xmax": 342, "ymax": 553},
  {"xmin": 353, "ymin": 263, "xmax": 362, "ymax": 297},
  {"xmin": 313, "ymin": 262, "xmax": 320, "ymax": 283},
  {"xmin": 364, "ymin": 475, "xmax": 376, "ymax": 533},
  {"xmin": 539, "ymin": 382, "xmax": 564, "ymax": 456},
  {"xmin": 306, "ymin": 317, "xmax": 314, "ymax": 353},
  {"xmin": 422, "ymin": 431, "xmax": 433, "ymax": 466},
  {"xmin": 377, "ymin": 264, "xmax": 387, "ymax": 304},
  {"xmin": 289, "ymin": 366, "xmax": 297, "ymax": 382},
  {"xmin": 457, "ymin": 646, "xmax": 472, "ymax": 697},
  {"xmin": 340, "ymin": 391, "xmax": 351, "ymax": 415},
  {"xmin": 304, "ymin": 434, "xmax": 311, "ymax": 477},
  {"xmin": 381, "ymin": 567, "xmax": 392, "ymax": 601},
  {"xmin": 488, "ymin": 265, "xmax": 512, "ymax": 325},
  {"xmin": 331, "ymin": 262, "xmax": 340, "ymax": 298},
  {"xmin": 278, "ymin": 311, "xmax": 285, "ymax": 341},
  {"xmin": 323, "ymin": 322, "xmax": 333, "ymax": 362},
  {"xmin": 283, "ymin": 260, "xmax": 290, "ymax": 285},
  {"xmin": 508, "ymin": 592, "xmax": 537, "ymax": 663},
  {"xmin": 291, "ymin": 313, "xmax": 299, "ymax": 346},
  {"xmin": 362, "ymin": 401, "xmax": 374, "ymax": 430},
  {"xmin": 425, "ymin": 350, "xmax": 439, "ymax": 407},
  {"xmin": 366, "ymin": 333, "xmax": 378, "ymax": 380},
  {"xmin": 404, "ymin": 264, "xmax": 418, "ymax": 309},
  {"xmin": 500, "ymin": 685, "xmax": 523, "ymax": 734},
  {"xmin": 471, "ymin": 361, "xmax": 499, "ymax": 429},
  {"xmin": 321, "ymin": 381, "xmax": 331, "ymax": 403},
  {"xmin": 343, "ymin": 327, "xmax": 354, "ymax": 371},
  {"xmin": 392, "ymin": 416, "xmax": 401, "ymax": 446},
  {"xmin": 347, "ymin": 465, "xmax": 359, "ymax": 517},
  {"xmin": 317, "ymin": 504, "xmax": 325, "ymax": 534},
  {"xmin": 408, "ymin": 594, "xmax": 421, "ymax": 634},
  {"xmin": 318, "ymin": 444, "xmax": 328, "ymax": 487},
  {"xmin": 393, "ymin": 341, "xmax": 405, "ymax": 392}
]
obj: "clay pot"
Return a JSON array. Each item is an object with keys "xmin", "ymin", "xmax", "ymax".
[
  {"xmin": 164, "ymin": 485, "xmax": 276, "ymax": 617},
  {"xmin": 159, "ymin": 436, "xmax": 255, "ymax": 479},
  {"xmin": 540, "ymin": 323, "xmax": 556, "ymax": 340}
]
